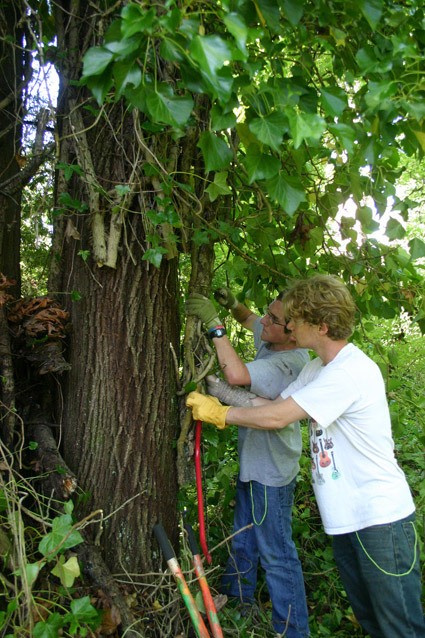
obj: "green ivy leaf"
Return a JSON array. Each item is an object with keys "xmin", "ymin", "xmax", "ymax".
[
  {"xmin": 38, "ymin": 514, "xmax": 84, "ymax": 559},
  {"xmin": 121, "ymin": 5, "xmax": 156, "ymax": 38},
  {"xmin": 67, "ymin": 596, "xmax": 100, "ymax": 625},
  {"xmin": 248, "ymin": 113, "xmax": 288, "ymax": 151},
  {"xmin": 286, "ymin": 110, "xmax": 325, "ymax": 149},
  {"xmin": 210, "ymin": 105, "xmax": 237, "ymax": 131},
  {"xmin": 24, "ymin": 562, "xmax": 45, "ymax": 588},
  {"xmin": 206, "ymin": 172, "xmax": 232, "ymax": 201},
  {"xmin": 256, "ymin": 0, "xmax": 281, "ymax": 31},
  {"xmin": 365, "ymin": 80, "xmax": 397, "ymax": 111},
  {"xmin": 145, "ymin": 84, "xmax": 193, "ymax": 127},
  {"xmin": 243, "ymin": 147, "xmax": 280, "ymax": 183},
  {"xmin": 113, "ymin": 61, "xmax": 142, "ymax": 97},
  {"xmin": 192, "ymin": 229, "xmax": 211, "ymax": 245},
  {"xmin": 264, "ymin": 173, "xmax": 306, "ymax": 215},
  {"xmin": 82, "ymin": 47, "xmax": 114, "ymax": 77},
  {"xmin": 197, "ymin": 132, "xmax": 233, "ymax": 172},
  {"xmin": 51, "ymin": 555, "xmax": 81, "ymax": 588},
  {"xmin": 33, "ymin": 613, "xmax": 64, "ymax": 638},
  {"xmin": 329, "ymin": 123, "xmax": 358, "ymax": 155},
  {"xmin": 409, "ymin": 237, "xmax": 425, "ymax": 261},
  {"xmin": 385, "ymin": 217, "xmax": 406, "ymax": 241},
  {"xmin": 142, "ymin": 247, "xmax": 168, "ymax": 268},
  {"xmin": 190, "ymin": 35, "xmax": 232, "ymax": 78},
  {"xmin": 320, "ymin": 87, "xmax": 347, "ymax": 117},
  {"xmin": 223, "ymin": 13, "xmax": 248, "ymax": 56},
  {"xmin": 356, "ymin": 206, "xmax": 380, "ymax": 233},
  {"xmin": 359, "ymin": 0, "xmax": 383, "ymax": 29},
  {"xmin": 281, "ymin": 0, "xmax": 305, "ymax": 26}
]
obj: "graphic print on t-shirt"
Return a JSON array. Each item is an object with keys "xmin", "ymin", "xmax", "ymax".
[
  {"xmin": 310, "ymin": 419, "xmax": 341, "ymax": 484},
  {"xmin": 330, "ymin": 451, "xmax": 340, "ymax": 480}
]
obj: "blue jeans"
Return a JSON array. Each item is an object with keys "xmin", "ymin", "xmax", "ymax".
[
  {"xmin": 332, "ymin": 513, "xmax": 425, "ymax": 638},
  {"xmin": 221, "ymin": 478, "xmax": 309, "ymax": 637}
]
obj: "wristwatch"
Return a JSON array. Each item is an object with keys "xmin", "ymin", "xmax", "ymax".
[{"xmin": 207, "ymin": 326, "xmax": 227, "ymax": 339}]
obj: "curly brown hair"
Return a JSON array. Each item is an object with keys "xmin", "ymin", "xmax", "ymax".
[{"xmin": 281, "ymin": 275, "xmax": 357, "ymax": 340}]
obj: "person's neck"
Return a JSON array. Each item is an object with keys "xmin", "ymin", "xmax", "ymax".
[
  {"xmin": 317, "ymin": 340, "xmax": 348, "ymax": 365},
  {"xmin": 270, "ymin": 341, "xmax": 298, "ymax": 352}
]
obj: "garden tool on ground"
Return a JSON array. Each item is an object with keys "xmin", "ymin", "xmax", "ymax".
[
  {"xmin": 184, "ymin": 521, "xmax": 224, "ymax": 638},
  {"xmin": 194, "ymin": 419, "xmax": 212, "ymax": 564},
  {"xmin": 153, "ymin": 522, "xmax": 211, "ymax": 638}
]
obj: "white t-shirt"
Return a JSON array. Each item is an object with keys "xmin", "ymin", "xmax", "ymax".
[{"xmin": 281, "ymin": 343, "xmax": 415, "ymax": 535}]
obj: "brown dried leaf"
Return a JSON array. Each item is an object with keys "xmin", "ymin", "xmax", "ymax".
[{"xmin": 98, "ymin": 605, "xmax": 122, "ymax": 635}]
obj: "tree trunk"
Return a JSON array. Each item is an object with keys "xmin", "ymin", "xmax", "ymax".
[
  {"xmin": 49, "ymin": 0, "xmax": 225, "ymax": 575},
  {"xmin": 0, "ymin": 2, "xmax": 25, "ymax": 296},
  {"xmin": 54, "ymin": 213, "xmax": 181, "ymax": 573},
  {"xmin": 0, "ymin": 2, "xmax": 26, "ymax": 445}
]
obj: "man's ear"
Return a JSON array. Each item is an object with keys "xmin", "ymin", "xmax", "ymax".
[{"xmin": 318, "ymin": 322, "xmax": 329, "ymax": 335}]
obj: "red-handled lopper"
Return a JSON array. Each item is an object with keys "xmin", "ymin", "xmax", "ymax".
[
  {"xmin": 194, "ymin": 419, "xmax": 212, "ymax": 564},
  {"xmin": 185, "ymin": 522, "xmax": 224, "ymax": 638},
  {"xmin": 153, "ymin": 523, "xmax": 211, "ymax": 638}
]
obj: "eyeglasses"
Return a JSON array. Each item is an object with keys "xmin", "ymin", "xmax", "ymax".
[{"xmin": 265, "ymin": 311, "xmax": 287, "ymax": 327}]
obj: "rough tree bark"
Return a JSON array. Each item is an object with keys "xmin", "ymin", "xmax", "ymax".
[
  {"xmin": 0, "ymin": 2, "xmax": 25, "ymax": 295},
  {"xmin": 49, "ymin": 1, "xmax": 184, "ymax": 576}
]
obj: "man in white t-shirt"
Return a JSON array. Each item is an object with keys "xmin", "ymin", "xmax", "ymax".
[{"xmin": 187, "ymin": 275, "xmax": 425, "ymax": 638}]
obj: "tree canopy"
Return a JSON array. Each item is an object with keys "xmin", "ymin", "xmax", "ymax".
[{"xmin": 77, "ymin": 0, "xmax": 425, "ymax": 321}]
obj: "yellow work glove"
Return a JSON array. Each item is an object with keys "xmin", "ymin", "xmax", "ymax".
[{"xmin": 186, "ymin": 392, "xmax": 231, "ymax": 430}]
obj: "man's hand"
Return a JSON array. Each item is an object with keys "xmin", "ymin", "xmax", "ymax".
[
  {"xmin": 186, "ymin": 293, "xmax": 221, "ymax": 329},
  {"xmin": 186, "ymin": 391, "xmax": 231, "ymax": 429},
  {"xmin": 214, "ymin": 287, "xmax": 238, "ymax": 310}
]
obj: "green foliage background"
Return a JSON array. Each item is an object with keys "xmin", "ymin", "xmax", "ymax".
[{"xmin": 3, "ymin": 0, "xmax": 425, "ymax": 634}]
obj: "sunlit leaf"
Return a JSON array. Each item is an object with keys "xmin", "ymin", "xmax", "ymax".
[
  {"xmin": 142, "ymin": 247, "xmax": 168, "ymax": 268},
  {"xmin": 206, "ymin": 172, "xmax": 231, "ymax": 201},
  {"xmin": 223, "ymin": 13, "xmax": 248, "ymax": 56},
  {"xmin": 385, "ymin": 217, "xmax": 406, "ymax": 241},
  {"xmin": 249, "ymin": 113, "xmax": 288, "ymax": 151},
  {"xmin": 409, "ymin": 237, "xmax": 425, "ymax": 261},
  {"xmin": 320, "ymin": 88, "xmax": 347, "ymax": 117},
  {"xmin": 190, "ymin": 35, "xmax": 232, "ymax": 78},
  {"xmin": 51, "ymin": 555, "xmax": 80, "ymax": 588},
  {"xmin": 286, "ymin": 110, "xmax": 325, "ymax": 149}
]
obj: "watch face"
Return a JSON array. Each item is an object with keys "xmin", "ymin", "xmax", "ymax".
[{"xmin": 209, "ymin": 327, "xmax": 226, "ymax": 339}]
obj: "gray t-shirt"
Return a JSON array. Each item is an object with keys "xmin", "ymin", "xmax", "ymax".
[{"xmin": 239, "ymin": 318, "xmax": 309, "ymax": 487}]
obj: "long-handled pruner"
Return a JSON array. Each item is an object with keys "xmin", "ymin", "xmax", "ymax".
[
  {"xmin": 185, "ymin": 522, "xmax": 224, "ymax": 638},
  {"xmin": 153, "ymin": 523, "xmax": 211, "ymax": 638},
  {"xmin": 194, "ymin": 419, "xmax": 212, "ymax": 565}
]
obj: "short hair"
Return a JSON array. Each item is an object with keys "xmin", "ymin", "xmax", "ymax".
[{"xmin": 281, "ymin": 275, "xmax": 357, "ymax": 340}]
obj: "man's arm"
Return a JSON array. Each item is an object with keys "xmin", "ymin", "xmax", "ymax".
[
  {"xmin": 231, "ymin": 303, "xmax": 258, "ymax": 331},
  {"xmin": 186, "ymin": 289, "xmax": 258, "ymax": 386},
  {"xmin": 227, "ymin": 395, "xmax": 308, "ymax": 429},
  {"xmin": 186, "ymin": 392, "xmax": 309, "ymax": 430},
  {"xmin": 211, "ymin": 333, "xmax": 251, "ymax": 385}
]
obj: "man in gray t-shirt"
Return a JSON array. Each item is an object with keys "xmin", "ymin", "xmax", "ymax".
[{"xmin": 186, "ymin": 288, "xmax": 310, "ymax": 638}]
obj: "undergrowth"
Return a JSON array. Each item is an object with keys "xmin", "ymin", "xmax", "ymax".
[{"xmin": 1, "ymin": 320, "xmax": 424, "ymax": 637}]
